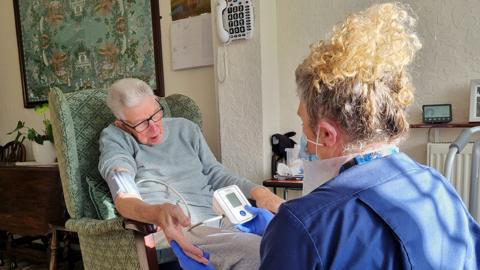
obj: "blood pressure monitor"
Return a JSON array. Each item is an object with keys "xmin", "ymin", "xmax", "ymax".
[
  {"xmin": 422, "ymin": 104, "xmax": 452, "ymax": 124},
  {"xmin": 213, "ymin": 185, "xmax": 254, "ymax": 225}
]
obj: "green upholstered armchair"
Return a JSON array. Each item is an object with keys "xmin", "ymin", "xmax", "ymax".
[{"xmin": 48, "ymin": 88, "xmax": 202, "ymax": 270}]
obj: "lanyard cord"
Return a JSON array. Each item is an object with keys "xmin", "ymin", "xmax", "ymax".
[{"xmin": 339, "ymin": 147, "xmax": 399, "ymax": 174}]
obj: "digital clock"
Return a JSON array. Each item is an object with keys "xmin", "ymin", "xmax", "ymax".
[{"xmin": 422, "ymin": 104, "xmax": 452, "ymax": 124}]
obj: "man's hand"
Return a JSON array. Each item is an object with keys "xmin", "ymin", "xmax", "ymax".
[
  {"xmin": 171, "ymin": 240, "xmax": 215, "ymax": 270},
  {"xmin": 114, "ymin": 194, "xmax": 209, "ymax": 264},
  {"xmin": 250, "ymin": 187, "xmax": 285, "ymax": 213},
  {"xmin": 154, "ymin": 204, "xmax": 209, "ymax": 265},
  {"xmin": 236, "ymin": 205, "xmax": 274, "ymax": 236}
]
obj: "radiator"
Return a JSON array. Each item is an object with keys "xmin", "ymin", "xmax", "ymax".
[{"xmin": 427, "ymin": 142, "xmax": 479, "ymax": 221}]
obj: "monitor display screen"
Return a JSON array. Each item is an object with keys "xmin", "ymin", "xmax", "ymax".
[
  {"xmin": 424, "ymin": 105, "xmax": 450, "ymax": 118},
  {"xmin": 226, "ymin": 192, "xmax": 242, "ymax": 207}
]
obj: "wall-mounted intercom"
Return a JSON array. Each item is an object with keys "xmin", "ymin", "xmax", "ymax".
[{"xmin": 216, "ymin": 0, "xmax": 254, "ymax": 43}]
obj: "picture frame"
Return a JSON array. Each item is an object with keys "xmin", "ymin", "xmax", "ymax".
[
  {"xmin": 13, "ymin": 0, "xmax": 165, "ymax": 108},
  {"xmin": 469, "ymin": 79, "xmax": 480, "ymax": 122}
]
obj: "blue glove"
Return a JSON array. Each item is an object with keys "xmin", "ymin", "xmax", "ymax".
[
  {"xmin": 170, "ymin": 240, "xmax": 215, "ymax": 270},
  {"xmin": 235, "ymin": 205, "xmax": 274, "ymax": 236}
]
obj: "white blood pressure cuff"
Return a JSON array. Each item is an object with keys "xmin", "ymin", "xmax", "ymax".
[{"xmin": 106, "ymin": 170, "xmax": 140, "ymax": 200}]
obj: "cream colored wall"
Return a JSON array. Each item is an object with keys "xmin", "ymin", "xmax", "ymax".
[
  {"xmin": 277, "ymin": 0, "xmax": 480, "ymax": 164},
  {"xmin": 260, "ymin": 0, "xmax": 280, "ymax": 180},
  {"xmin": 159, "ymin": 0, "xmax": 219, "ymax": 158},
  {"xmin": 0, "ymin": 1, "xmax": 219, "ymax": 159},
  {"xmin": 0, "ymin": 1, "xmax": 43, "ymax": 160}
]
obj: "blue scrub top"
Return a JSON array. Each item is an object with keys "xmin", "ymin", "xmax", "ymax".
[{"xmin": 259, "ymin": 153, "xmax": 480, "ymax": 269}]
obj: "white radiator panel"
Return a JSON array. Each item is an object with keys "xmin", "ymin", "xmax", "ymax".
[{"xmin": 427, "ymin": 142, "xmax": 479, "ymax": 221}]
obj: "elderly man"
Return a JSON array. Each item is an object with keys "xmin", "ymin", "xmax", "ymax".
[{"xmin": 98, "ymin": 78, "xmax": 283, "ymax": 269}]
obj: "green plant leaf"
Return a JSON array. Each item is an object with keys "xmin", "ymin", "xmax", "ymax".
[
  {"xmin": 34, "ymin": 103, "xmax": 49, "ymax": 115},
  {"xmin": 7, "ymin": 121, "xmax": 25, "ymax": 135},
  {"xmin": 14, "ymin": 132, "xmax": 23, "ymax": 143},
  {"xmin": 6, "ymin": 121, "xmax": 26, "ymax": 144},
  {"xmin": 45, "ymin": 120, "xmax": 54, "ymax": 143},
  {"xmin": 27, "ymin": 128, "xmax": 40, "ymax": 142},
  {"xmin": 6, "ymin": 106, "xmax": 55, "ymax": 145}
]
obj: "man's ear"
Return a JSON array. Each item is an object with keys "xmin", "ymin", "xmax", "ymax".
[
  {"xmin": 114, "ymin": 120, "xmax": 130, "ymax": 133},
  {"xmin": 317, "ymin": 120, "xmax": 338, "ymax": 147}
]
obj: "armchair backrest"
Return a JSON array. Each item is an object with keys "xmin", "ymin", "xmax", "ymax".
[
  {"xmin": 49, "ymin": 88, "xmax": 202, "ymax": 219},
  {"xmin": 165, "ymin": 94, "xmax": 203, "ymax": 130}
]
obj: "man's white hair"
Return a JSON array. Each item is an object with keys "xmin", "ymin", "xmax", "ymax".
[{"xmin": 107, "ymin": 78, "xmax": 155, "ymax": 119}]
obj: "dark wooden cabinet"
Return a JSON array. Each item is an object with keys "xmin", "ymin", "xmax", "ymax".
[{"xmin": 0, "ymin": 163, "xmax": 68, "ymax": 269}]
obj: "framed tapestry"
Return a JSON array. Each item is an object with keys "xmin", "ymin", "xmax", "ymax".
[{"xmin": 13, "ymin": 0, "xmax": 164, "ymax": 108}]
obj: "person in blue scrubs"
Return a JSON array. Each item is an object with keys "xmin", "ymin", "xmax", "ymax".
[
  {"xmin": 257, "ymin": 3, "xmax": 480, "ymax": 269},
  {"xmin": 171, "ymin": 2, "xmax": 480, "ymax": 269}
]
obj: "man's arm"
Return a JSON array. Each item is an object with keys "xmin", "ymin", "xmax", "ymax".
[
  {"xmin": 114, "ymin": 193, "xmax": 207, "ymax": 264},
  {"xmin": 250, "ymin": 186, "xmax": 284, "ymax": 213},
  {"xmin": 98, "ymin": 126, "xmax": 208, "ymax": 264},
  {"xmin": 192, "ymin": 124, "xmax": 284, "ymax": 213},
  {"xmin": 98, "ymin": 125, "xmax": 138, "ymax": 184}
]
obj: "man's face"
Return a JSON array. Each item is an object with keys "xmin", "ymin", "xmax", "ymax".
[{"xmin": 119, "ymin": 96, "xmax": 164, "ymax": 145}]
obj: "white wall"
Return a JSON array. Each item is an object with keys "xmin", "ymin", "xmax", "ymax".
[
  {"xmin": 214, "ymin": 0, "xmax": 281, "ymax": 183},
  {"xmin": 215, "ymin": 0, "xmax": 264, "ymax": 182},
  {"xmin": 0, "ymin": 0, "xmax": 220, "ymax": 159},
  {"xmin": 276, "ymin": 0, "xmax": 480, "ymax": 163}
]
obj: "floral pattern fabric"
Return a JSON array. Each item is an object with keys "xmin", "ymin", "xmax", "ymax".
[{"xmin": 17, "ymin": 0, "xmax": 157, "ymax": 104}]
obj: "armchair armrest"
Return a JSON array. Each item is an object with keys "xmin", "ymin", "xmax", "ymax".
[
  {"xmin": 65, "ymin": 217, "xmax": 157, "ymax": 236},
  {"xmin": 123, "ymin": 219, "xmax": 157, "ymax": 235},
  {"xmin": 67, "ymin": 217, "xmax": 160, "ymax": 269},
  {"xmin": 123, "ymin": 219, "xmax": 159, "ymax": 270},
  {"xmin": 65, "ymin": 217, "xmax": 126, "ymax": 235}
]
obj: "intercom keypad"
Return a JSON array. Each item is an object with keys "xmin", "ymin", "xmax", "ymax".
[{"xmin": 224, "ymin": 0, "xmax": 253, "ymax": 41}]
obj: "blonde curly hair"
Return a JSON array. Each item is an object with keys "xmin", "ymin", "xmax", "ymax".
[{"xmin": 296, "ymin": 2, "xmax": 422, "ymax": 150}]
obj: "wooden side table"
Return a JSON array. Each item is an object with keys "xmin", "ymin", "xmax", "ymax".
[
  {"xmin": 263, "ymin": 179, "xmax": 303, "ymax": 200},
  {"xmin": 0, "ymin": 163, "xmax": 68, "ymax": 269}
]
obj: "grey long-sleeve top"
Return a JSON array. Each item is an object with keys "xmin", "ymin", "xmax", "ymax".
[{"xmin": 98, "ymin": 117, "xmax": 259, "ymax": 223}]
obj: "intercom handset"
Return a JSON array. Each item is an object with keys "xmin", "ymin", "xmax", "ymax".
[
  {"xmin": 213, "ymin": 185, "xmax": 254, "ymax": 225},
  {"xmin": 216, "ymin": 0, "xmax": 254, "ymax": 43}
]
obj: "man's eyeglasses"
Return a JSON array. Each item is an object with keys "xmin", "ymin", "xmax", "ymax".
[{"xmin": 121, "ymin": 100, "xmax": 164, "ymax": 133}]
